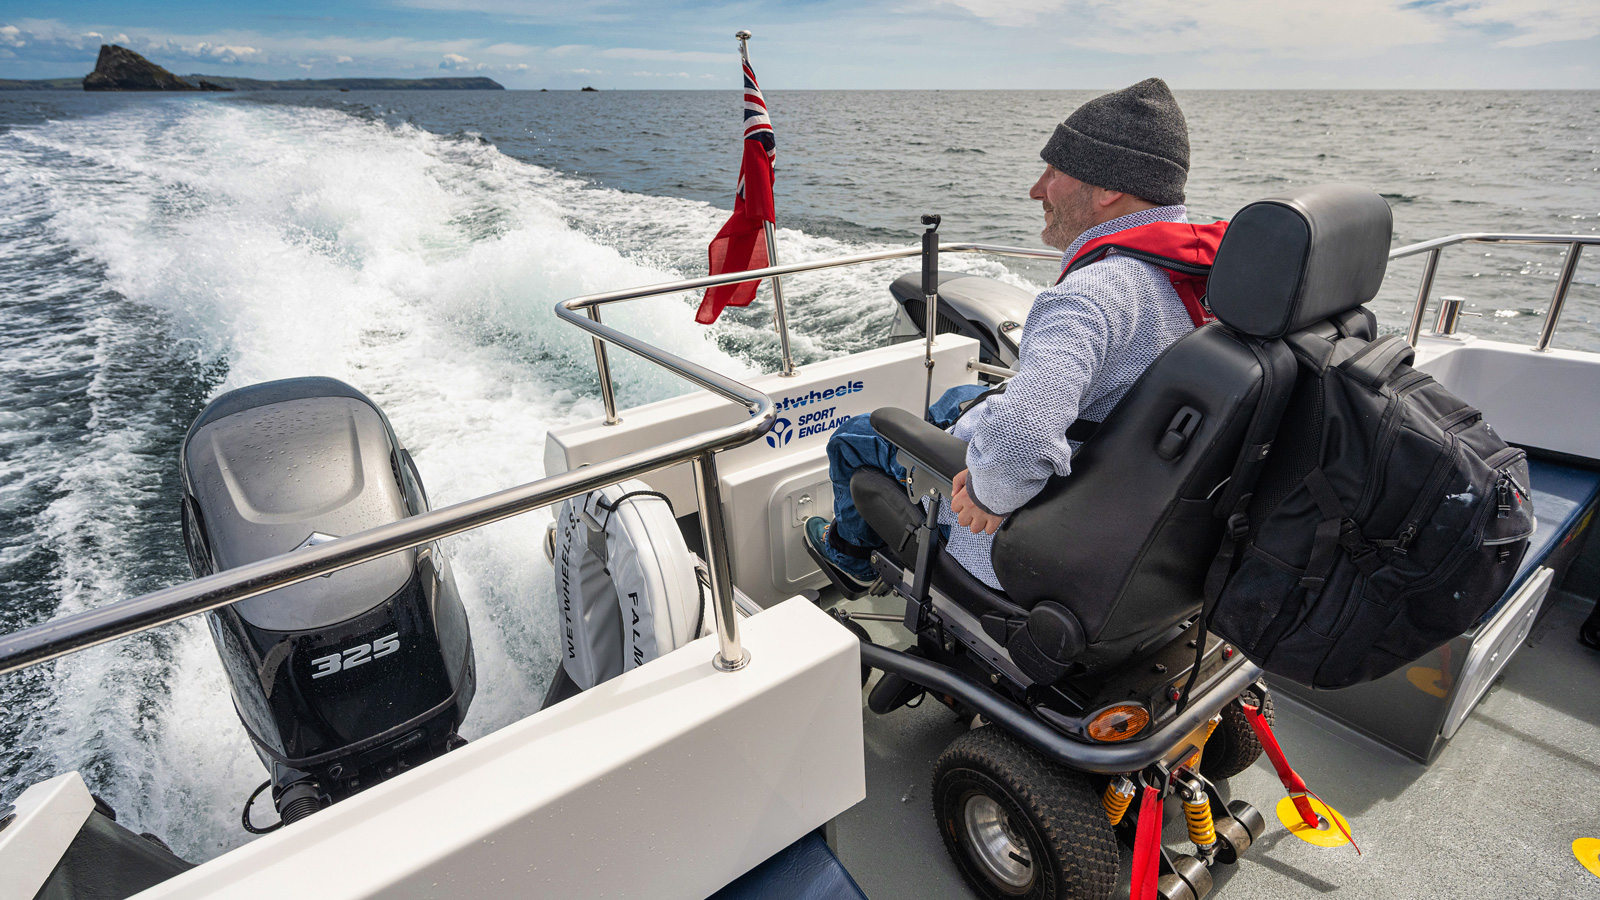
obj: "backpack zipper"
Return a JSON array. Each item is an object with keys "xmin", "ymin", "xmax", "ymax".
[
  {"xmin": 1352, "ymin": 382, "xmax": 1408, "ymax": 523},
  {"xmin": 1483, "ymin": 470, "xmax": 1535, "ymax": 543},
  {"xmin": 1487, "ymin": 449, "xmax": 1532, "ymax": 505},
  {"xmin": 1387, "ymin": 433, "xmax": 1461, "ymax": 557},
  {"xmin": 1389, "ymin": 480, "xmax": 1503, "ymax": 605},
  {"xmin": 1435, "ymin": 406, "xmax": 1483, "ymax": 434}
]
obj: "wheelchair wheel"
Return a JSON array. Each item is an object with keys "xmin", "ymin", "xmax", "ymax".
[
  {"xmin": 1201, "ymin": 687, "xmax": 1274, "ymax": 781},
  {"xmin": 932, "ymin": 725, "xmax": 1117, "ymax": 900}
]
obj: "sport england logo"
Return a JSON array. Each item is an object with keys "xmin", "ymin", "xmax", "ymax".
[
  {"xmin": 763, "ymin": 380, "xmax": 866, "ymax": 451},
  {"xmin": 767, "ymin": 418, "xmax": 794, "ymax": 448}
]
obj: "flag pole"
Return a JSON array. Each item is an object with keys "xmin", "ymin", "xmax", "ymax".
[{"xmin": 737, "ymin": 30, "xmax": 798, "ymax": 378}]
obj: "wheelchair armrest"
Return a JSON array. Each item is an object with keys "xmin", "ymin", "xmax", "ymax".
[{"xmin": 870, "ymin": 407, "xmax": 967, "ymax": 498}]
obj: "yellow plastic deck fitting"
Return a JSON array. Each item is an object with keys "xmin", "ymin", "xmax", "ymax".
[
  {"xmin": 1405, "ymin": 665, "xmax": 1450, "ymax": 698},
  {"xmin": 1275, "ymin": 795, "xmax": 1352, "ymax": 848},
  {"xmin": 1575, "ymin": 837, "xmax": 1600, "ymax": 879}
]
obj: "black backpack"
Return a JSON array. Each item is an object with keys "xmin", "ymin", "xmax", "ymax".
[{"xmin": 1209, "ymin": 327, "xmax": 1535, "ymax": 689}]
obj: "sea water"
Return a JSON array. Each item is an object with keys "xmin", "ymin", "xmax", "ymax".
[{"xmin": 0, "ymin": 88, "xmax": 1595, "ymax": 861}]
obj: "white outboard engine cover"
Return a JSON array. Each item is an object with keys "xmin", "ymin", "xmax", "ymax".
[{"xmin": 554, "ymin": 480, "xmax": 706, "ymax": 690}]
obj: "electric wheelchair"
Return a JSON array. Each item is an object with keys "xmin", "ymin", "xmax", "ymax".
[{"xmin": 835, "ymin": 184, "xmax": 1394, "ymax": 900}]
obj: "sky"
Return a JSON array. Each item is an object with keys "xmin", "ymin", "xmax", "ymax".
[{"xmin": 1, "ymin": 1, "xmax": 1598, "ymax": 89}]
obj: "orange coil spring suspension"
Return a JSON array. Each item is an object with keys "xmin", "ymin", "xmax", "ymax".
[
  {"xmin": 1102, "ymin": 776, "xmax": 1136, "ymax": 825},
  {"xmin": 1183, "ymin": 792, "xmax": 1217, "ymax": 848}
]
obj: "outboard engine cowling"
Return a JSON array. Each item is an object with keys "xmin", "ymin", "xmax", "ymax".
[
  {"xmin": 178, "ymin": 377, "xmax": 474, "ymax": 827},
  {"xmin": 888, "ymin": 270, "xmax": 1034, "ymax": 369}
]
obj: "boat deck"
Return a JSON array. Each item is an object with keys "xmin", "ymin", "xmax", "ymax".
[{"xmin": 831, "ymin": 572, "xmax": 1600, "ymax": 899}]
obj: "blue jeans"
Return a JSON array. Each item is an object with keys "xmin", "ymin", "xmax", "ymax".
[{"xmin": 825, "ymin": 384, "xmax": 988, "ymax": 554}]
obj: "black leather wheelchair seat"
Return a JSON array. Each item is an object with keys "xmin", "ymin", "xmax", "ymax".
[{"xmin": 849, "ymin": 468, "xmax": 1026, "ymax": 621}]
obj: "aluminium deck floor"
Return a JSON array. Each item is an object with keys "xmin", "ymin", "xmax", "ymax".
[{"xmin": 831, "ymin": 590, "xmax": 1600, "ymax": 900}]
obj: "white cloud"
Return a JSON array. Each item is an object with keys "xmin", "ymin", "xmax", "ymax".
[
  {"xmin": 182, "ymin": 42, "xmax": 261, "ymax": 64},
  {"xmin": 936, "ymin": 0, "xmax": 1599, "ymax": 53},
  {"xmin": 1445, "ymin": 0, "xmax": 1600, "ymax": 46},
  {"xmin": 937, "ymin": 0, "xmax": 1444, "ymax": 56},
  {"xmin": 599, "ymin": 47, "xmax": 735, "ymax": 63},
  {"xmin": 0, "ymin": 18, "xmax": 528, "ymax": 75},
  {"xmin": 628, "ymin": 70, "xmax": 691, "ymax": 77},
  {"xmin": 483, "ymin": 42, "xmax": 539, "ymax": 56}
]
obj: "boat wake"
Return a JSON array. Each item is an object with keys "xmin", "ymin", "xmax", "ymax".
[{"xmin": 0, "ymin": 97, "xmax": 1029, "ymax": 861}]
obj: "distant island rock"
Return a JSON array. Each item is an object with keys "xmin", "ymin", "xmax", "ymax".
[
  {"xmin": 0, "ymin": 45, "xmax": 505, "ymax": 92},
  {"xmin": 84, "ymin": 44, "xmax": 197, "ymax": 91},
  {"xmin": 581, "ymin": 86, "xmax": 599, "ymax": 92}
]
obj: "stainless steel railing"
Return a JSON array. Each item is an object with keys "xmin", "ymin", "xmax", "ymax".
[
  {"xmin": 563, "ymin": 242, "xmax": 1059, "ymax": 426},
  {"xmin": 1392, "ymin": 233, "xmax": 1597, "ymax": 349},
  {"xmin": 0, "ymin": 309, "xmax": 775, "ymax": 676},
  {"xmin": 11, "ymin": 228, "xmax": 1584, "ymax": 678},
  {"xmin": 0, "ymin": 241, "xmax": 1055, "ymax": 677},
  {"xmin": 556, "ymin": 241, "xmax": 1055, "ymax": 654}
]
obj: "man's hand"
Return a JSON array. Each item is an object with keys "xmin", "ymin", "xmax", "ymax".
[{"xmin": 951, "ymin": 469, "xmax": 1004, "ymax": 535}]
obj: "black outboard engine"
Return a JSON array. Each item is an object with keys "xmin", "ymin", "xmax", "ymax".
[{"xmin": 178, "ymin": 377, "xmax": 475, "ymax": 829}]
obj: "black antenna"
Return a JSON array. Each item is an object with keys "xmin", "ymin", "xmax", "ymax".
[{"xmin": 921, "ymin": 214, "xmax": 942, "ymax": 418}]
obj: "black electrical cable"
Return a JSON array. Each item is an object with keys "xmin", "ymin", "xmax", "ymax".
[{"xmin": 241, "ymin": 779, "xmax": 283, "ymax": 835}]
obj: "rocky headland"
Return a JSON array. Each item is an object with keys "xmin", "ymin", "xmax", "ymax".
[
  {"xmin": 2, "ymin": 45, "xmax": 505, "ymax": 92},
  {"xmin": 83, "ymin": 44, "xmax": 201, "ymax": 91}
]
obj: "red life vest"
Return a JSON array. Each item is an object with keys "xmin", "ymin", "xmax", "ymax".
[{"xmin": 1056, "ymin": 220, "xmax": 1230, "ymax": 328}]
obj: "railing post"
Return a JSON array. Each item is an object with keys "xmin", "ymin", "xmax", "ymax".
[
  {"xmin": 1536, "ymin": 242, "xmax": 1584, "ymax": 352},
  {"xmin": 1406, "ymin": 247, "xmax": 1442, "ymax": 347},
  {"xmin": 693, "ymin": 452, "xmax": 749, "ymax": 671},
  {"xmin": 764, "ymin": 221, "xmax": 798, "ymax": 377},
  {"xmin": 921, "ymin": 215, "xmax": 941, "ymax": 418},
  {"xmin": 587, "ymin": 307, "xmax": 621, "ymax": 425}
]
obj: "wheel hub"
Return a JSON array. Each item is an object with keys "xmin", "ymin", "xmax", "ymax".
[{"xmin": 962, "ymin": 792, "xmax": 1034, "ymax": 890}]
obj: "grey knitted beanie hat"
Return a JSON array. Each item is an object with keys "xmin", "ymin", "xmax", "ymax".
[{"xmin": 1040, "ymin": 78, "xmax": 1189, "ymax": 206}]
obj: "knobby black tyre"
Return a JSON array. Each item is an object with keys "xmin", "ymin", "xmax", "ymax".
[
  {"xmin": 1200, "ymin": 687, "xmax": 1274, "ymax": 781},
  {"xmin": 932, "ymin": 725, "xmax": 1117, "ymax": 900}
]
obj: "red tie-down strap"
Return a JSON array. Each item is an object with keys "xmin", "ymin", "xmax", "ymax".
[
  {"xmin": 1127, "ymin": 784, "xmax": 1163, "ymax": 900},
  {"xmin": 1240, "ymin": 702, "xmax": 1361, "ymax": 855}
]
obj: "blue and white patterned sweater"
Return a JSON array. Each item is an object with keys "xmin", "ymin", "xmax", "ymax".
[{"xmin": 943, "ymin": 205, "xmax": 1197, "ymax": 589}]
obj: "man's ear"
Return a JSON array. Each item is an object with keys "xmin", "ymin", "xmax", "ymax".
[{"xmin": 1093, "ymin": 187, "xmax": 1126, "ymax": 210}]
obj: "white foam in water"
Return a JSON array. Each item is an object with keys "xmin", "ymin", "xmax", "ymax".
[{"xmin": 0, "ymin": 99, "xmax": 1043, "ymax": 861}]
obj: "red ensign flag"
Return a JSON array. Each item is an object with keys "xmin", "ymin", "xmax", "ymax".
[{"xmin": 696, "ymin": 50, "xmax": 776, "ymax": 325}]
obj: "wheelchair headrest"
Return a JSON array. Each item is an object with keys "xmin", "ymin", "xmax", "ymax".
[{"xmin": 1207, "ymin": 184, "xmax": 1393, "ymax": 339}]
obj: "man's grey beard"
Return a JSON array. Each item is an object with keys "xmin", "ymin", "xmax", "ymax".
[{"xmin": 1041, "ymin": 184, "xmax": 1097, "ymax": 251}]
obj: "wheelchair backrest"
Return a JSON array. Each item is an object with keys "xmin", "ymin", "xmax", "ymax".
[{"xmin": 991, "ymin": 184, "xmax": 1393, "ymax": 661}]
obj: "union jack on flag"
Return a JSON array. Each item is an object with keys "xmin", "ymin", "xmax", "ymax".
[{"xmin": 696, "ymin": 45, "xmax": 778, "ymax": 324}]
